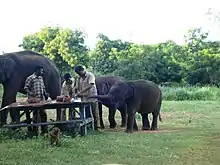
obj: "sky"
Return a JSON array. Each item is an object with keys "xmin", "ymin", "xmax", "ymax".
[{"xmin": 0, "ymin": 0, "xmax": 220, "ymax": 53}]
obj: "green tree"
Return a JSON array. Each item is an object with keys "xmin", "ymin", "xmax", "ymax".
[
  {"xmin": 20, "ymin": 26, "xmax": 89, "ymax": 74},
  {"xmin": 89, "ymin": 33, "xmax": 132, "ymax": 74},
  {"xmin": 184, "ymin": 27, "xmax": 220, "ymax": 86}
]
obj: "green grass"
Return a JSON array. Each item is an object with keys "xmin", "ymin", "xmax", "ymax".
[
  {"xmin": 1, "ymin": 85, "xmax": 220, "ymax": 164},
  {"xmin": 161, "ymin": 86, "xmax": 220, "ymax": 101},
  {"xmin": 1, "ymin": 101, "xmax": 220, "ymax": 165}
]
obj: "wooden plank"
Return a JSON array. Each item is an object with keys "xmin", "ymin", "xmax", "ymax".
[
  {"xmin": 2, "ymin": 100, "xmax": 94, "ymax": 109},
  {"xmin": 2, "ymin": 118, "xmax": 93, "ymax": 128},
  {"xmin": 0, "ymin": 101, "xmax": 94, "ymax": 112}
]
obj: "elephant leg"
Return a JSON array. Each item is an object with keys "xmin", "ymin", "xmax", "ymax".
[
  {"xmin": 56, "ymin": 108, "xmax": 61, "ymax": 121},
  {"xmin": 118, "ymin": 107, "xmax": 126, "ymax": 127},
  {"xmin": 133, "ymin": 117, "xmax": 138, "ymax": 131},
  {"xmin": 125, "ymin": 107, "xmax": 136, "ymax": 133},
  {"xmin": 151, "ymin": 111, "xmax": 159, "ymax": 130},
  {"xmin": 98, "ymin": 102, "xmax": 105, "ymax": 129},
  {"xmin": 0, "ymin": 77, "xmax": 21, "ymax": 126},
  {"xmin": 9, "ymin": 97, "xmax": 19, "ymax": 123},
  {"xmin": 108, "ymin": 108, "xmax": 117, "ymax": 128},
  {"xmin": 141, "ymin": 113, "xmax": 150, "ymax": 130},
  {"xmin": 151, "ymin": 98, "xmax": 162, "ymax": 130}
]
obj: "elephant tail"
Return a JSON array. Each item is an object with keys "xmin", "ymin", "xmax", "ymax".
[
  {"xmin": 159, "ymin": 112, "xmax": 163, "ymax": 122},
  {"xmin": 157, "ymin": 89, "xmax": 163, "ymax": 122}
]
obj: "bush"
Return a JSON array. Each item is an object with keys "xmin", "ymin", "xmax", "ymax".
[{"xmin": 161, "ymin": 86, "xmax": 220, "ymax": 101}]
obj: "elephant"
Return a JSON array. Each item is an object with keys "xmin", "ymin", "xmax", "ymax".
[
  {"xmin": 95, "ymin": 76, "xmax": 127, "ymax": 129},
  {"xmin": 89, "ymin": 79, "xmax": 163, "ymax": 133},
  {"xmin": 0, "ymin": 50, "xmax": 61, "ymax": 126}
]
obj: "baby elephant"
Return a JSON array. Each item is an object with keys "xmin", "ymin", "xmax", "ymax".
[{"xmin": 90, "ymin": 79, "xmax": 163, "ymax": 133}]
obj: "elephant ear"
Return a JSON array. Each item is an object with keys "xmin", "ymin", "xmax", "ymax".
[
  {"xmin": 126, "ymin": 82, "xmax": 135, "ymax": 100},
  {"xmin": 98, "ymin": 82, "xmax": 109, "ymax": 95},
  {"xmin": 0, "ymin": 58, "xmax": 16, "ymax": 79}
]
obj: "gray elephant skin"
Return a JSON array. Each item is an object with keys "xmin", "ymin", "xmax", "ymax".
[
  {"xmin": 90, "ymin": 79, "xmax": 163, "ymax": 133},
  {"xmin": 95, "ymin": 76, "xmax": 127, "ymax": 129},
  {"xmin": 0, "ymin": 50, "xmax": 61, "ymax": 125}
]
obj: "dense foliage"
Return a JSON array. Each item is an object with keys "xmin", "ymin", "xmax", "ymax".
[
  {"xmin": 19, "ymin": 26, "xmax": 89, "ymax": 75},
  {"xmin": 19, "ymin": 24, "xmax": 220, "ymax": 86}
]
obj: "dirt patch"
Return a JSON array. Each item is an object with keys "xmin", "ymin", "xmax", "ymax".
[
  {"xmin": 161, "ymin": 111, "xmax": 202, "ymax": 120},
  {"xmin": 133, "ymin": 128, "xmax": 183, "ymax": 134},
  {"xmin": 102, "ymin": 126, "xmax": 185, "ymax": 134}
]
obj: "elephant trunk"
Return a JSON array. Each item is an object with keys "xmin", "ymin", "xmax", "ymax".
[{"xmin": 88, "ymin": 95, "xmax": 112, "ymax": 102}]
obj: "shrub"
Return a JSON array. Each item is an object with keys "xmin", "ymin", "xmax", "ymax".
[{"xmin": 161, "ymin": 86, "xmax": 220, "ymax": 101}]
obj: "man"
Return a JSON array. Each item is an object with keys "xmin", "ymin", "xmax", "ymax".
[
  {"xmin": 60, "ymin": 73, "xmax": 75, "ymax": 120},
  {"xmin": 74, "ymin": 65, "xmax": 100, "ymax": 130},
  {"xmin": 24, "ymin": 65, "xmax": 49, "ymax": 134},
  {"xmin": 61, "ymin": 73, "xmax": 75, "ymax": 98}
]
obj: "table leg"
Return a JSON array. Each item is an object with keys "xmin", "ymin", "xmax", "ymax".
[
  {"xmin": 25, "ymin": 110, "xmax": 32, "ymax": 132},
  {"xmin": 69, "ymin": 108, "xmax": 76, "ymax": 120},
  {"xmin": 89, "ymin": 105, "xmax": 95, "ymax": 130},
  {"xmin": 56, "ymin": 108, "xmax": 61, "ymax": 121},
  {"xmin": 79, "ymin": 106, "xmax": 87, "ymax": 136}
]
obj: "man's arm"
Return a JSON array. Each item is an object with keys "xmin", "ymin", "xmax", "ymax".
[
  {"xmin": 79, "ymin": 84, "xmax": 93, "ymax": 94},
  {"xmin": 43, "ymin": 83, "xmax": 49, "ymax": 98},
  {"xmin": 24, "ymin": 77, "xmax": 32, "ymax": 94}
]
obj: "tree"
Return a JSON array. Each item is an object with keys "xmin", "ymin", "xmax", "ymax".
[
  {"xmin": 89, "ymin": 33, "xmax": 132, "ymax": 74},
  {"xmin": 19, "ymin": 26, "xmax": 89, "ymax": 74},
  {"xmin": 184, "ymin": 27, "xmax": 220, "ymax": 86}
]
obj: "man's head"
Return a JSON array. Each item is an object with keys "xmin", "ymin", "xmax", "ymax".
[
  {"xmin": 34, "ymin": 65, "xmax": 44, "ymax": 76},
  {"xmin": 63, "ymin": 73, "xmax": 72, "ymax": 84},
  {"xmin": 74, "ymin": 65, "xmax": 86, "ymax": 77}
]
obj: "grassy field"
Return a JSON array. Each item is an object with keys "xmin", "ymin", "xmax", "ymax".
[
  {"xmin": 0, "ymin": 101, "xmax": 220, "ymax": 165},
  {"xmin": 0, "ymin": 86, "xmax": 220, "ymax": 165}
]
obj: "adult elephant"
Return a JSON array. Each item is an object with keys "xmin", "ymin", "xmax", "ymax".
[
  {"xmin": 0, "ymin": 50, "xmax": 61, "ymax": 126},
  {"xmin": 95, "ymin": 76, "xmax": 127, "ymax": 129},
  {"xmin": 89, "ymin": 79, "xmax": 163, "ymax": 133}
]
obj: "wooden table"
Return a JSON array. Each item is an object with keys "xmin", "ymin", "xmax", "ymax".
[{"xmin": 0, "ymin": 100, "xmax": 94, "ymax": 136}]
